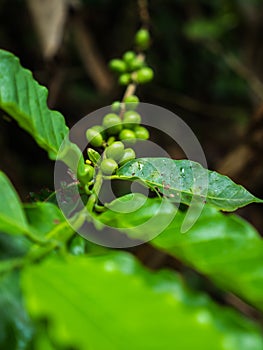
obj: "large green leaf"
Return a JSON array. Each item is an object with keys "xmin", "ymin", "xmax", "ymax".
[
  {"xmin": 0, "ymin": 233, "xmax": 31, "ymax": 261},
  {"xmin": 0, "ymin": 271, "xmax": 33, "ymax": 350},
  {"xmin": 116, "ymin": 158, "xmax": 262, "ymax": 211},
  {"xmin": 22, "ymin": 252, "xmax": 263, "ymax": 350},
  {"xmin": 99, "ymin": 193, "xmax": 175, "ymax": 240},
  {"xmin": 0, "ymin": 171, "xmax": 29, "ymax": 235},
  {"xmin": 99, "ymin": 194, "xmax": 263, "ymax": 311},
  {"xmin": 152, "ymin": 207, "xmax": 263, "ymax": 312},
  {"xmin": 0, "ymin": 49, "xmax": 68, "ymax": 159}
]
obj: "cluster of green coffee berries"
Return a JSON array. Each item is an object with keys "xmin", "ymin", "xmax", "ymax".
[
  {"xmin": 109, "ymin": 28, "xmax": 153, "ymax": 86},
  {"xmin": 77, "ymin": 140, "xmax": 136, "ymax": 184},
  {"xmin": 78, "ymin": 95, "xmax": 149, "ymax": 180},
  {"xmin": 77, "ymin": 29, "xmax": 152, "ymax": 186},
  {"xmin": 100, "ymin": 142, "xmax": 136, "ymax": 175},
  {"xmin": 86, "ymin": 95, "xmax": 149, "ymax": 146}
]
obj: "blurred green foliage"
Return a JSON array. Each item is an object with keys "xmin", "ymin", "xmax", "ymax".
[{"xmin": 0, "ymin": 2, "xmax": 263, "ymax": 348}]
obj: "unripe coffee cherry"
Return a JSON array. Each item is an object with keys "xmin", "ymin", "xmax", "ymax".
[
  {"xmin": 123, "ymin": 110, "xmax": 141, "ymax": 128},
  {"xmin": 123, "ymin": 51, "xmax": 136, "ymax": 64},
  {"xmin": 119, "ymin": 129, "xmax": 136, "ymax": 141},
  {"xmin": 128, "ymin": 58, "xmax": 144, "ymax": 71},
  {"xmin": 92, "ymin": 125, "xmax": 106, "ymax": 139},
  {"xmin": 134, "ymin": 126, "xmax": 149, "ymax": 140},
  {"xmin": 109, "ymin": 59, "xmax": 126, "ymax": 73},
  {"xmin": 102, "ymin": 113, "xmax": 122, "ymax": 135},
  {"xmin": 100, "ymin": 158, "xmax": 118, "ymax": 175},
  {"xmin": 107, "ymin": 136, "xmax": 116, "ymax": 146},
  {"xmin": 69, "ymin": 235, "xmax": 86, "ymax": 255},
  {"xmin": 135, "ymin": 67, "xmax": 154, "ymax": 84},
  {"xmin": 118, "ymin": 148, "xmax": 136, "ymax": 166},
  {"xmin": 124, "ymin": 95, "xmax": 139, "ymax": 110},
  {"xmin": 105, "ymin": 141, "xmax": 125, "ymax": 162},
  {"xmin": 135, "ymin": 29, "xmax": 150, "ymax": 50},
  {"xmin": 119, "ymin": 73, "xmax": 131, "ymax": 86},
  {"xmin": 86, "ymin": 128, "xmax": 103, "ymax": 147},
  {"xmin": 111, "ymin": 101, "xmax": 121, "ymax": 112},
  {"xmin": 77, "ymin": 164, "xmax": 94, "ymax": 183}
]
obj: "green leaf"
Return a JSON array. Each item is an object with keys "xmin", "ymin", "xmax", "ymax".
[
  {"xmin": 99, "ymin": 193, "xmax": 175, "ymax": 239},
  {"xmin": 24, "ymin": 202, "xmax": 66, "ymax": 237},
  {"xmin": 0, "ymin": 171, "xmax": 67, "ymax": 241},
  {"xmin": 87, "ymin": 147, "xmax": 101, "ymax": 165},
  {"xmin": 0, "ymin": 271, "xmax": 33, "ymax": 350},
  {"xmin": 152, "ymin": 206, "xmax": 263, "ymax": 311},
  {"xmin": 0, "ymin": 170, "xmax": 75, "ymax": 264},
  {"xmin": 0, "ymin": 171, "xmax": 29, "ymax": 235},
  {"xmin": 116, "ymin": 158, "xmax": 262, "ymax": 211},
  {"xmin": 0, "ymin": 202, "xmax": 74, "ymax": 275},
  {"xmin": 0, "ymin": 49, "xmax": 68, "ymax": 160},
  {"xmin": 100, "ymin": 194, "xmax": 263, "ymax": 311},
  {"xmin": 22, "ymin": 252, "xmax": 263, "ymax": 350},
  {"xmin": 0, "ymin": 233, "xmax": 31, "ymax": 260},
  {"xmin": 32, "ymin": 324, "xmax": 58, "ymax": 350}
]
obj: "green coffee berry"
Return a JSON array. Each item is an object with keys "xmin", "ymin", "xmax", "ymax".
[
  {"xmin": 123, "ymin": 51, "xmax": 136, "ymax": 64},
  {"xmin": 109, "ymin": 59, "xmax": 126, "ymax": 73},
  {"xmin": 92, "ymin": 125, "xmax": 106, "ymax": 139},
  {"xmin": 69, "ymin": 235, "xmax": 86, "ymax": 256},
  {"xmin": 119, "ymin": 73, "xmax": 131, "ymax": 86},
  {"xmin": 100, "ymin": 158, "xmax": 118, "ymax": 175},
  {"xmin": 119, "ymin": 129, "xmax": 136, "ymax": 141},
  {"xmin": 86, "ymin": 128, "xmax": 104, "ymax": 147},
  {"xmin": 77, "ymin": 164, "xmax": 94, "ymax": 183},
  {"xmin": 134, "ymin": 126, "xmax": 149, "ymax": 140},
  {"xmin": 111, "ymin": 101, "xmax": 122, "ymax": 112},
  {"xmin": 124, "ymin": 95, "xmax": 139, "ymax": 110},
  {"xmin": 118, "ymin": 148, "xmax": 136, "ymax": 166},
  {"xmin": 135, "ymin": 67, "xmax": 154, "ymax": 84},
  {"xmin": 107, "ymin": 136, "xmax": 116, "ymax": 146},
  {"xmin": 105, "ymin": 141, "xmax": 125, "ymax": 161},
  {"xmin": 124, "ymin": 95, "xmax": 139, "ymax": 103},
  {"xmin": 135, "ymin": 28, "xmax": 150, "ymax": 50},
  {"xmin": 128, "ymin": 57, "xmax": 145, "ymax": 71},
  {"xmin": 102, "ymin": 113, "xmax": 122, "ymax": 135},
  {"xmin": 123, "ymin": 110, "xmax": 141, "ymax": 128}
]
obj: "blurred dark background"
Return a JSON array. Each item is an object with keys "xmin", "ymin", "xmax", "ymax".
[{"xmin": 0, "ymin": 0, "xmax": 263, "ymax": 232}]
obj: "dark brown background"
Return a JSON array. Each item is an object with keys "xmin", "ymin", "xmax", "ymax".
[{"xmin": 0, "ymin": 0, "xmax": 263, "ymax": 234}]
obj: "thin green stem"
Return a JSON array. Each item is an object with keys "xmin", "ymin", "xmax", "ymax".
[
  {"xmin": 0, "ymin": 221, "xmax": 81, "ymax": 276},
  {"xmin": 86, "ymin": 171, "xmax": 103, "ymax": 213},
  {"xmin": 24, "ymin": 231, "xmax": 49, "ymax": 245}
]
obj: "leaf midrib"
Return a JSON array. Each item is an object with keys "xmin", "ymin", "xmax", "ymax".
[{"xmin": 114, "ymin": 175, "xmax": 257, "ymax": 204}]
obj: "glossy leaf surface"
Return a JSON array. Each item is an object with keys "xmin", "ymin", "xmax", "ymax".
[
  {"xmin": 0, "ymin": 171, "xmax": 29, "ymax": 235},
  {"xmin": 0, "ymin": 49, "xmax": 68, "ymax": 159},
  {"xmin": 99, "ymin": 194, "xmax": 263, "ymax": 311},
  {"xmin": 22, "ymin": 252, "xmax": 263, "ymax": 350},
  {"xmin": 117, "ymin": 158, "xmax": 262, "ymax": 211}
]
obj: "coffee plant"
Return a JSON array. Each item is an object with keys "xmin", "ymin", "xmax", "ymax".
[{"xmin": 0, "ymin": 24, "xmax": 263, "ymax": 350}]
